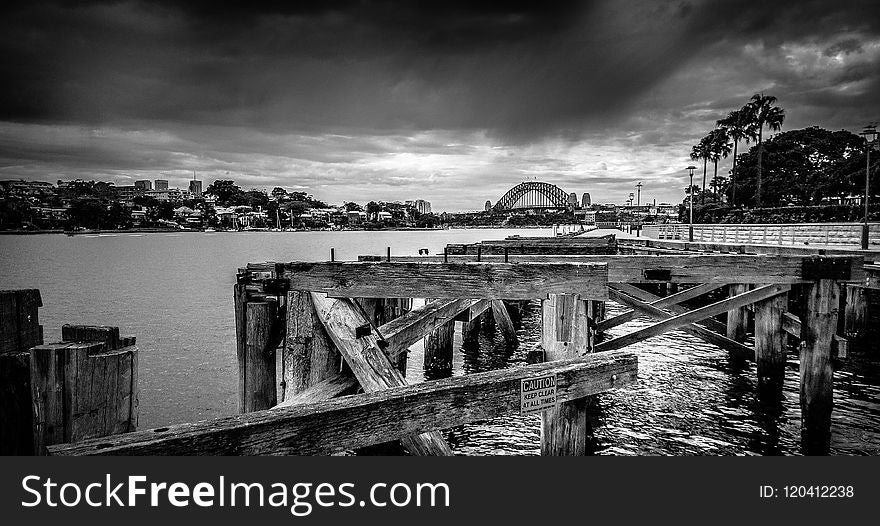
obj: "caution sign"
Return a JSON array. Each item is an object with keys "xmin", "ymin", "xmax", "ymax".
[{"xmin": 520, "ymin": 374, "xmax": 558, "ymax": 414}]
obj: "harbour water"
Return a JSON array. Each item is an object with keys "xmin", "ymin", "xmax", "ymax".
[{"xmin": 1, "ymin": 229, "xmax": 878, "ymax": 455}]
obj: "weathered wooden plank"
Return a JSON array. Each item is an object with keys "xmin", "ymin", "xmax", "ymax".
[
  {"xmin": 49, "ymin": 351, "xmax": 637, "ymax": 456},
  {"xmin": 597, "ymin": 283, "xmax": 726, "ymax": 331},
  {"xmin": 800, "ymin": 279, "xmax": 839, "ymax": 454},
  {"xmin": 596, "ymin": 284, "xmax": 791, "ymax": 353},
  {"xmin": 491, "ymin": 299, "xmax": 519, "ymax": 346},
  {"xmin": 309, "ymin": 293, "xmax": 454, "ymax": 456},
  {"xmin": 361, "ymin": 255, "xmax": 861, "ymax": 284},
  {"xmin": 628, "ymin": 238, "xmax": 880, "ymax": 260},
  {"xmin": 607, "ymin": 287, "xmax": 754, "ymax": 359},
  {"xmin": 272, "ymin": 262, "xmax": 609, "ymax": 300},
  {"xmin": 379, "ymin": 299, "xmax": 478, "ymax": 359},
  {"xmin": 275, "ymin": 374, "xmax": 358, "ymax": 408}
]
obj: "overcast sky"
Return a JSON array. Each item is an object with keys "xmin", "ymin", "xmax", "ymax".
[{"xmin": 1, "ymin": 0, "xmax": 879, "ymax": 211}]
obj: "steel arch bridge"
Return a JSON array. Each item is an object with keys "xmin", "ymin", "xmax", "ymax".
[{"xmin": 493, "ymin": 181, "xmax": 570, "ymax": 211}]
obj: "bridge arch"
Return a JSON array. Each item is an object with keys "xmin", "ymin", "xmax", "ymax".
[{"xmin": 493, "ymin": 181, "xmax": 570, "ymax": 211}]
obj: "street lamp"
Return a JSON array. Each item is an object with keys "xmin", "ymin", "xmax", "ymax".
[
  {"xmin": 859, "ymin": 124, "xmax": 878, "ymax": 250},
  {"xmin": 686, "ymin": 165, "xmax": 696, "ymax": 241}
]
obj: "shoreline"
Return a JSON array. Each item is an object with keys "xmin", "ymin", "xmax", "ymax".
[{"xmin": 0, "ymin": 225, "xmax": 558, "ymax": 236}]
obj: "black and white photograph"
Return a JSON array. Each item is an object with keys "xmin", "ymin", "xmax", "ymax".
[{"xmin": 1, "ymin": 0, "xmax": 879, "ymax": 465}]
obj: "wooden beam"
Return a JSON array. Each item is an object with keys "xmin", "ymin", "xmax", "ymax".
[
  {"xmin": 269, "ymin": 262, "xmax": 609, "ymax": 300},
  {"xmin": 607, "ymin": 287, "xmax": 754, "ymax": 359},
  {"xmin": 597, "ymin": 283, "xmax": 725, "ymax": 331},
  {"xmin": 491, "ymin": 300, "xmax": 519, "ymax": 346},
  {"xmin": 355, "ymin": 255, "xmax": 863, "ymax": 284},
  {"xmin": 48, "ymin": 351, "xmax": 637, "ymax": 456},
  {"xmin": 309, "ymin": 293, "xmax": 454, "ymax": 456},
  {"xmin": 596, "ymin": 284, "xmax": 791, "ymax": 353},
  {"xmin": 608, "ymin": 283, "xmax": 728, "ymax": 334},
  {"xmin": 378, "ymin": 299, "xmax": 478, "ymax": 359}
]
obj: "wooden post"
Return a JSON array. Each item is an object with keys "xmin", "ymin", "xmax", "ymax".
[
  {"xmin": 541, "ymin": 293, "xmax": 592, "ymax": 455},
  {"xmin": 754, "ymin": 292, "xmax": 787, "ymax": 399},
  {"xmin": 30, "ymin": 333, "xmax": 138, "ymax": 455},
  {"xmin": 843, "ymin": 285, "xmax": 867, "ymax": 339},
  {"xmin": 424, "ymin": 321, "xmax": 454, "ymax": 377},
  {"xmin": 800, "ymin": 279, "xmax": 839, "ymax": 455},
  {"xmin": 461, "ymin": 318, "xmax": 480, "ymax": 346},
  {"xmin": 0, "ymin": 289, "xmax": 44, "ymax": 455},
  {"xmin": 234, "ymin": 283, "xmax": 249, "ymax": 412},
  {"xmin": 591, "ymin": 301, "xmax": 606, "ymax": 324},
  {"xmin": 726, "ymin": 284, "xmax": 749, "ymax": 343},
  {"xmin": 243, "ymin": 302, "xmax": 279, "ymax": 413},
  {"xmin": 283, "ymin": 291, "xmax": 341, "ymax": 401}
]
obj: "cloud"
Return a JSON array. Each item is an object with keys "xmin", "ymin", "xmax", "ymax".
[{"xmin": 1, "ymin": 0, "xmax": 879, "ymax": 210}]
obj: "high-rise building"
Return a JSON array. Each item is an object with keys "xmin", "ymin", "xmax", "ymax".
[
  {"xmin": 189, "ymin": 179, "xmax": 203, "ymax": 197},
  {"xmin": 582, "ymin": 193, "xmax": 591, "ymax": 207},
  {"xmin": 135, "ymin": 180, "xmax": 152, "ymax": 191},
  {"xmin": 155, "ymin": 179, "xmax": 169, "ymax": 191},
  {"xmin": 414, "ymin": 199, "xmax": 431, "ymax": 214}
]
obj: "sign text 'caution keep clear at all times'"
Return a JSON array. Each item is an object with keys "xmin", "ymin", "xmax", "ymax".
[{"xmin": 520, "ymin": 374, "xmax": 558, "ymax": 414}]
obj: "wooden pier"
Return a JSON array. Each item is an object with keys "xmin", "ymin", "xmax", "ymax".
[{"xmin": 6, "ymin": 229, "xmax": 876, "ymax": 456}]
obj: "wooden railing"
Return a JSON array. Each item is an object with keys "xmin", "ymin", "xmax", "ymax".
[{"xmin": 642, "ymin": 222, "xmax": 880, "ymax": 246}]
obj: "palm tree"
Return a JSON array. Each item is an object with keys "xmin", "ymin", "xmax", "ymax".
[
  {"xmin": 717, "ymin": 107, "xmax": 754, "ymax": 207},
  {"xmin": 690, "ymin": 135, "xmax": 711, "ymax": 205},
  {"xmin": 746, "ymin": 93, "xmax": 785, "ymax": 207},
  {"xmin": 707, "ymin": 128, "xmax": 733, "ymax": 202}
]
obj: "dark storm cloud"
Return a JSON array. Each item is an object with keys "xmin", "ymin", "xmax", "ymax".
[
  {"xmin": 3, "ymin": 0, "xmax": 878, "ymax": 138},
  {"xmin": 2, "ymin": 1, "xmax": 879, "ymax": 209}
]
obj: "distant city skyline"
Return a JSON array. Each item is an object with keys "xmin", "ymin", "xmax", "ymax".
[{"xmin": 1, "ymin": 1, "xmax": 878, "ymax": 211}]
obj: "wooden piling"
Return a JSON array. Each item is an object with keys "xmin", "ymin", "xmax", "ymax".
[
  {"xmin": 540, "ymin": 293, "xmax": 592, "ymax": 455},
  {"xmin": 424, "ymin": 321, "xmax": 454, "ymax": 376},
  {"xmin": 800, "ymin": 279, "xmax": 840, "ymax": 454},
  {"xmin": 490, "ymin": 299, "xmax": 518, "ymax": 346},
  {"xmin": 29, "ymin": 337, "xmax": 138, "ymax": 455},
  {"xmin": 726, "ymin": 284, "xmax": 749, "ymax": 343},
  {"xmin": 754, "ymin": 292, "xmax": 787, "ymax": 399},
  {"xmin": 283, "ymin": 291, "xmax": 342, "ymax": 400},
  {"xmin": 843, "ymin": 285, "xmax": 867, "ymax": 339},
  {"xmin": 243, "ymin": 302, "xmax": 279, "ymax": 413}
]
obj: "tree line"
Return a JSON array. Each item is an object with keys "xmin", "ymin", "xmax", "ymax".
[{"xmin": 687, "ymin": 94, "xmax": 877, "ymax": 217}]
